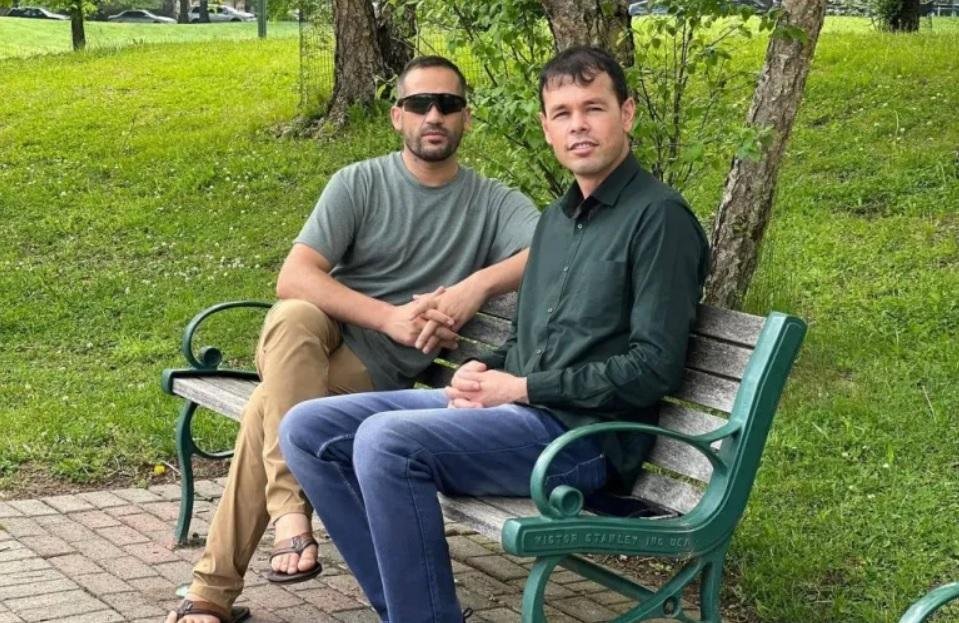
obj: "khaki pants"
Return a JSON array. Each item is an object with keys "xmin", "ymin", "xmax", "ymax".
[{"xmin": 188, "ymin": 299, "xmax": 373, "ymax": 608}]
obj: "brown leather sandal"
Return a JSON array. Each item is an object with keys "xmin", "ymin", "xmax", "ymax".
[
  {"xmin": 172, "ymin": 599, "xmax": 250, "ymax": 623},
  {"xmin": 263, "ymin": 531, "xmax": 323, "ymax": 584}
]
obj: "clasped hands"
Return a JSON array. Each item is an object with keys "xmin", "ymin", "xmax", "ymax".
[{"xmin": 382, "ymin": 284, "xmax": 482, "ymax": 354}]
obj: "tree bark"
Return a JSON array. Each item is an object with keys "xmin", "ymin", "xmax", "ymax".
[
  {"xmin": 888, "ymin": 0, "xmax": 921, "ymax": 30},
  {"xmin": 325, "ymin": 0, "xmax": 388, "ymax": 124},
  {"xmin": 539, "ymin": 0, "xmax": 634, "ymax": 67},
  {"xmin": 199, "ymin": 0, "xmax": 210, "ymax": 22},
  {"xmin": 703, "ymin": 0, "xmax": 826, "ymax": 309},
  {"xmin": 178, "ymin": 0, "xmax": 189, "ymax": 23},
  {"xmin": 70, "ymin": 1, "xmax": 85, "ymax": 51},
  {"xmin": 376, "ymin": 0, "xmax": 417, "ymax": 77},
  {"xmin": 161, "ymin": 0, "xmax": 175, "ymax": 18}
]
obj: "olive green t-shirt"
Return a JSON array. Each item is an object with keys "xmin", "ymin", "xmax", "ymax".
[{"xmin": 295, "ymin": 151, "xmax": 540, "ymax": 389}]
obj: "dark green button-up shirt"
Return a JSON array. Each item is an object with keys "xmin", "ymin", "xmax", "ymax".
[{"xmin": 477, "ymin": 153, "xmax": 710, "ymax": 492}]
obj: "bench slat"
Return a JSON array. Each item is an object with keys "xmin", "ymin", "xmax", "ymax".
[
  {"xmin": 171, "ymin": 377, "xmax": 249, "ymax": 420},
  {"xmin": 479, "ymin": 292, "xmax": 517, "ymax": 320},
  {"xmin": 686, "ymin": 335, "xmax": 752, "ymax": 381},
  {"xmin": 631, "ymin": 471, "xmax": 703, "ymax": 515},
  {"xmin": 438, "ymin": 495, "xmax": 516, "ymax": 542},
  {"xmin": 693, "ymin": 305, "xmax": 765, "ymax": 348},
  {"xmin": 457, "ymin": 313, "xmax": 511, "ymax": 345},
  {"xmin": 674, "ymin": 368, "xmax": 739, "ymax": 413}
]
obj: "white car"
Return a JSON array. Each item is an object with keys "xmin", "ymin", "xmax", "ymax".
[
  {"xmin": 107, "ymin": 9, "xmax": 176, "ymax": 23},
  {"xmin": 189, "ymin": 4, "xmax": 255, "ymax": 22}
]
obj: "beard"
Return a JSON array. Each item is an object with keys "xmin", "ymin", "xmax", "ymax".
[{"xmin": 405, "ymin": 125, "xmax": 463, "ymax": 162}]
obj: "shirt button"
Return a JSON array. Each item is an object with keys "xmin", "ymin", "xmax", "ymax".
[
  {"xmin": 536, "ymin": 348, "xmax": 543, "ymax": 354},
  {"xmin": 577, "ymin": 224, "xmax": 583, "ymax": 230},
  {"xmin": 547, "ymin": 307, "xmax": 553, "ymax": 314},
  {"xmin": 562, "ymin": 266, "xmax": 569, "ymax": 272}
]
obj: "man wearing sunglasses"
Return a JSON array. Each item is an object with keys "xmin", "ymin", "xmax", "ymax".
[{"xmin": 167, "ymin": 56, "xmax": 539, "ymax": 623}]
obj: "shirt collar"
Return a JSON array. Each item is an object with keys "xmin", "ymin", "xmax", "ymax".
[{"xmin": 559, "ymin": 152, "xmax": 642, "ymax": 219}]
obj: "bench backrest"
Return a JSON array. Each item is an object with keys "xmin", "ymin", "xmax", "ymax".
[{"xmin": 418, "ymin": 293, "xmax": 806, "ymax": 522}]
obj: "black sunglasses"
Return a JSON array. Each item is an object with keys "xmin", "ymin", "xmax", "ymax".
[{"xmin": 396, "ymin": 93, "xmax": 467, "ymax": 115}]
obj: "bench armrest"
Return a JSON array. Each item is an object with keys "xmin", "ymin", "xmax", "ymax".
[
  {"xmin": 899, "ymin": 582, "xmax": 959, "ymax": 623},
  {"xmin": 530, "ymin": 420, "xmax": 742, "ymax": 519},
  {"xmin": 179, "ymin": 300, "xmax": 272, "ymax": 370}
]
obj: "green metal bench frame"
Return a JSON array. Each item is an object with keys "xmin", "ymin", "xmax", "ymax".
[
  {"xmin": 898, "ymin": 581, "xmax": 959, "ymax": 623},
  {"xmin": 162, "ymin": 298, "xmax": 806, "ymax": 622}
]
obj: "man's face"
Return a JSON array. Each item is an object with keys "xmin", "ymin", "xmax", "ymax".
[
  {"xmin": 539, "ymin": 72, "xmax": 635, "ymax": 184},
  {"xmin": 391, "ymin": 67, "xmax": 470, "ymax": 163}
]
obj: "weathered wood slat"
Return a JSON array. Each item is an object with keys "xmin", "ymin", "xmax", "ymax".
[
  {"xmin": 657, "ymin": 403, "xmax": 727, "ymax": 436},
  {"xmin": 212, "ymin": 377, "xmax": 259, "ymax": 400},
  {"xmin": 673, "ymin": 368, "xmax": 739, "ymax": 414},
  {"xmin": 438, "ymin": 495, "xmax": 513, "ymax": 541},
  {"xmin": 686, "ymin": 335, "xmax": 752, "ymax": 381},
  {"xmin": 171, "ymin": 378, "xmax": 246, "ymax": 420},
  {"xmin": 479, "ymin": 292, "xmax": 518, "ymax": 320},
  {"xmin": 441, "ymin": 340, "xmax": 497, "ymax": 365},
  {"xmin": 692, "ymin": 305, "xmax": 764, "ymax": 347},
  {"xmin": 631, "ymin": 472, "xmax": 704, "ymax": 515},
  {"xmin": 647, "ymin": 438, "xmax": 714, "ymax": 483},
  {"xmin": 457, "ymin": 312, "xmax": 512, "ymax": 346}
]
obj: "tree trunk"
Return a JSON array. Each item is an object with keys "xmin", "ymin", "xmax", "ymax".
[
  {"xmin": 376, "ymin": 0, "xmax": 417, "ymax": 77},
  {"xmin": 325, "ymin": 0, "xmax": 388, "ymax": 124},
  {"xmin": 703, "ymin": 0, "xmax": 826, "ymax": 309},
  {"xmin": 199, "ymin": 0, "xmax": 210, "ymax": 22},
  {"xmin": 888, "ymin": 0, "xmax": 921, "ymax": 30},
  {"xmin": 178, "ymin": 0, "xmax": 189, "ymax": 23},
  {"xmin": 539, "ymin": 0, "xmax": 634, "ymax": 67},
  {"xmin": 70, "ymin": 1, "xmax": 85, "ymax": 51},
  {"xmin": 161, "ymin": 0, "xmax": 175, "ymax": 18}
]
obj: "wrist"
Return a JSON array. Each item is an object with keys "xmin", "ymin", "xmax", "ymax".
[
  {"xmin": 513, "ymin": 376, "xmax": 528, "ymax": 403},
  {"xmin": 461, "ymin": 270, "xmax": 494, "ymax": 299}
]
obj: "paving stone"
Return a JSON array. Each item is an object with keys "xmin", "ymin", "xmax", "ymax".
[
  {"xmin": 295, "ymin": 587, "xmax": 362, "ymax": 612},
  {"xmin": 19, "ymin": 534, "xmax": 75, "ymax": 558},
  {"xmin": 94, "ymin": 525, "xmax": 150, "ymax": 546},
  {"xmin": 0, "ymin": 504, "xmax": 24, "ymax": 519},
  {"xmin": 455, "ymin": 585, "xmax": 501, "ymax": 611},
  {"xmin": 506, "ymin": 578, "xmax": 574, "ymax": 599},
  {"xmin": 456, "ymin": 572, "xmax": 517, "ymax": 597},
  {"xmin": 76, "ymin": 492, "xmax": 128, "ymax": 509},
  {"xmin": 32, "ymin": 514, "xmax": 74, "ymax": 528},
  {"xmin": 0, "ymin": 560, "xmax": 53, "ymax": 579},
  {"xmin": 331, "ymin": 608, "xmax": 379, "ymax": 623},
  {"xmin": 193, "ymin": 480, "xmax": 225, "ymax": 498},
  {"xmin": 152, "ymin": 560, "xmax": 194, "ymax": 584},
  {"xmin": 0, "ymin": 531, "xmax": 11, "ymax": 542},
  {"xmin": 6, "ymin": 588, "xmax": 110, "ymax": 622},
  {"xmin": 590, "ymin": 589, "xmax": 632, "ymax": 606},
  {"xmin": 322, "ymin": 574, "xmax": 367, "ymax": 603},
  {"xmin": 48, "ymin": 554, "xmax": 103, "ymax": 576},
  {"xmin": 0, "ymin": 612, "xmax": 23, "ymax": 623},
  {"xmin": 110, "ymin": 555, "xmax": 160, "ymax": 580},
  {"xmin": 0, "ymin": 578, "xmax": 77, "ymax": 600},
  {"xmin": 103, "ymin": 505, "xmax": 142, "ymax": 518},
  {"xmin": 273, "ymin": 603, "xmax": 339, "ymax": 623},
  {"xmin": 57, "ymin": 611, "xmax": 124, "ymax": 623},
  {"xmin": 472, "ymin": 607, "xmax": 521, "ymax": 623},
  {"xmin": 5, "ymin": 501, "xmax": 57, "ymax": 518},
  {"xmin": 244, "ymin": 583, "xmax": 305, "ymax": 609},
  {"xmin": 550, "ymin": 597, "xmax": 619, "ymax": 622},
  {"xmin": 112, "ymin": 488, "xmax": 163, "ymax": 504},
  {"xmin": 0, "ymin": 518, "xmax": 46, "ymax": 538},
  {"xmin": 564, "ymin": 579, "xmax": 608, "ymax": 594},
  {"xmin": 139, "ymin": 501, "xmax": 180, "ymax": 521},
  {"xmin": 466, "ymin": 555, "xmax": 530, "ymax": 582},
  {"xmin": 72, "ymin": 537, "xmax": 126, "ymax": 562},
  {"xmin": 73, "ymin": 572, "xmax": 135, "ymax": 595},
  {"xmin": 57, "ymin": 522, "xmax": 98, "ymax": 544},
  {"xmin": 126, "ymin": 575, "xmax": 178, "ymax": 600},
  {"xmin": 0, "ymin": 542, "xmax": 35, "ymax": 563},
  {"xmin": 122, "ymin": 542, "xmax": 180, "ymax": 565},
  {"xmin": 99, "ymin": 591, "xmax": 167, "ymax": 619},
  {"xmin": 71, "ymin": 511, "xmax": 122, "ymax": 530},
  {"xmin": 0, "ymin": 568, "xmax": 63, "ymax": 588},
  {"xmin": 448, "ymin": 536, "xmax": 496, "ymax": 561},
  {"xmin": 145, "ymin": 484, "xmax": 181, "ymax": 501},
  {"xmin": 114, "ymin": 513, "xmax": 168, "ymax": 535},
  {"xmin": 41, "ymin": 495, "xmax": 95, "ymax": 514}
]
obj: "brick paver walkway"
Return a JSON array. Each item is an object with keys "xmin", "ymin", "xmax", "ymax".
[{"xmin": 0, "ymin": 480, "xmax": 688, "ymax": 622}]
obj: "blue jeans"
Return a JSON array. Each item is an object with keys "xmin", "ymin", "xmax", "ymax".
[{"xmin": 279, "ymin": 389, "xmax": 607, "ymax": 623}]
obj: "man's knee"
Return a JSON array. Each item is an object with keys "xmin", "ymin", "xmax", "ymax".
[
  {"xmin": 264, "ymin": 299, "xmax": 335, "ymax": 341},
  {"xmin": 353, "ymin": 412, "xmax": 424, "ymax": 476}
]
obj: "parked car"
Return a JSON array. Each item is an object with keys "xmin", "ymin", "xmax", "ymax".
[
  {"xmin": 188, "ymin": 4, "xmax": 255, "ymax": 22},
  {"xmin": 628, "ymin": 0, "xmax": 773, "ymax": 15},
  {"xmin": 107, "ymin": 9, "xmax": 176, "ymax": 23},
  {"xmin": 7, "ymin": 6, "xmax": 69, "ymax": 19}
]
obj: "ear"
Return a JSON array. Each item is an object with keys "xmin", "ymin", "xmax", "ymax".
[
  {"xmin": 390, "ymin": 105, "xmax": 403, "ymax": 132},
  {"xmin": 621, "ymin": 97, "xmax": 636, "ymax": 132},
  {"xmin": 539, "ymin": 112, "xmax": 552, "ymax": 146}
]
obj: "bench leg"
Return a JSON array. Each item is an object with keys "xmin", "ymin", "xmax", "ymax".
[
  {"xmin": 697, "ymin": 544, "xmax": 730, "ymax": 623},
  {"xmin": 521, "ymin": 555, "xmax": 563, "ymax": 623},
  {"xmin": 174, "ymin": 401, "xmax": 199, "ymax": 545}
]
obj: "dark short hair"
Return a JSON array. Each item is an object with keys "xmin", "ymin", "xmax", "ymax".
[
  {"xmin": 538, "ymin": 46, "xmax": 628, "ymax": 112},
  {"xmin": 397, "ymin": 56, "xmax": 468, "ymax": 98}
]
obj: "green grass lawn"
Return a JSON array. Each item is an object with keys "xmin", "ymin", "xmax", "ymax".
[
  {"xmin": 0, "ymin": 17, "xmax": 298, "ymax": 58},
  {"xmin": 0, "ymin": 16, "xmax": 957, "ymax": 623}
]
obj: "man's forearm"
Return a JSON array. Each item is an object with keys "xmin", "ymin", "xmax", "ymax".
[{"xmin": 277, "ymin": 268, "xmax": 392, "ymax": 333}]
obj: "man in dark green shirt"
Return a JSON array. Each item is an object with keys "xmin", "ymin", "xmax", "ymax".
[{"xmin": 280, "ymin": 46, "xmax": 709, "ymax": 622}]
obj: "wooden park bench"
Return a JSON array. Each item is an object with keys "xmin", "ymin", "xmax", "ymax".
[{"xmin": 161, "ymin": 295, "xmax": 806, "ymax": 622}]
